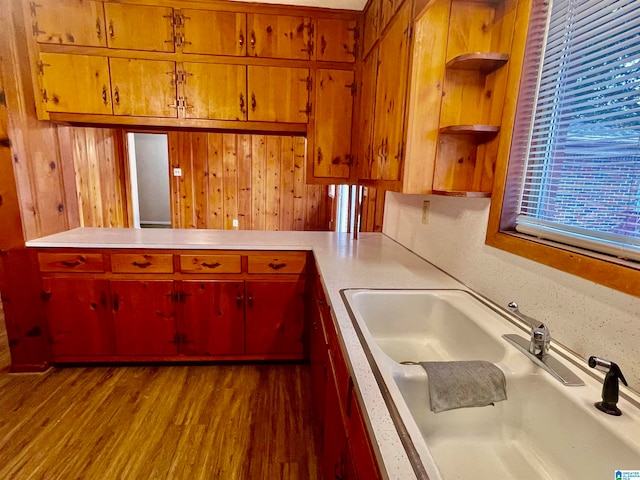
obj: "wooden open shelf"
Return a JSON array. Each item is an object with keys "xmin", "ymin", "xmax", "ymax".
[
  {"xmin": 439, "ymin": 124, "xmax": 500, "ymax": 143},
  {"xmin": 446, "ymin": 52, "xmax": 509, "ymax": 74},
  {"xmin": 432, "ymin": 189, "xmax": 492, "ymax": 198}
]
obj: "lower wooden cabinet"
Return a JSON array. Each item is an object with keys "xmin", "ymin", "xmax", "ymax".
[
  {"xmin": 39, "ymin": 249, "xmax": 307, "ymax": 362},
  {"xmin": 245, "ymin": 279, "xmax": 305, "ymax": 355},
  {"xmin": 310, "ymin": 274, "xmax": 383, "ymax": 480},
  {"xmin": 180, "ymin": 280, "xmax": 245, "ymax": 355},
  {"xmin": 111, "ymin": 280, "xmax": 177, "ymax": 356},
  {"xmin": 42, "ymin": 277, "xmax": 115, "ymax": 357}
]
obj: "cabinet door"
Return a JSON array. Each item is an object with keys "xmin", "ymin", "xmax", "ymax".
[
  {"xmin": 245, "ymin": 280, "xmax": 305, "ymax": 355},
  {"xmin": 380, "ymin": 0, "xmax": 402, "ymax": 32},
  {"xmin": 182, "ymin": 10, "xmax": 246, "ymax": 56},
  {"xmin": 357, "ymin": 49, "xmax": 379, "ymax": 180},
  {"xmin": 248, "ymin": 66, "xmax": 309, "ymax": 123},
  {"xmin": 348, "ymin": 394, "xmax": 383, "ymax": 480},
  {"xmin": 323, "ymin": 352, "xmax": 349, "ymax": 480},
  {"xmin": 313, "ymin": 69, "xmax": 354, "ymax": 179},
  {"xmin": 40, "ymin": 53, "xmax": 112, "ymax": 115},
  {"xmin": 183, "ymin": 62, "xmax": 247, "ymax": 121},
  {"xmin": 362, "ymin": 0, "xmax": 380, "ymax": 58},
  {"xmin": 110, "ymin": 58, "xmax": 177, "ymax": 117},
  {"xmin": 181, "ymin": 281, "xmax": 245, "ymax": 355},
  {"xmin": 247, "ymin": 14, "xmax": 312, "ymax": 60},
  {"xmin": 316, "ymin": 18, "xmax": 357, "ymax": 63},
  {"xmin": 30, "ymin": 0, "xmax": 106, "ymax": 47},
  {"xmin": 42, "ymin": 278, "xmax": 115, "ymax": 357},
  {"xmin": 111, "ymin": 280, "xmax": 177, "ymax": 356},
  {"xmin": 104, "ymin": 3, "xmax": 175, "ymax": 52},
  {"xmin": 372, "ymin": 2, "xmax": 412, "ymax": 181},
  {"xmin": 310, "ymin": 287, "xmax": 329, "ymax": 427}
]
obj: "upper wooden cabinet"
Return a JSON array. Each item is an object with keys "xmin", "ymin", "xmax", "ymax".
[
  {"xmin": 181, "ymin": 10, "xmax": 247, "ymax": 56},
  {"xmin": 370, "ymin": 1, "xmax": 412, "ymax": 182},
  {"xmin": 313, "ymin": 69, "xmax": 355, "ymax": 179},
  {"xmin": 29, "ymin": 0, "xmax": 107, "ymax": 47},
  {"xmin": 104, "ymin": 3, "xmax": 175, "ymax": 52},
  {"xmin": 380, "ymin": 0, "xmax": 403, "ymax": 32},
  {"xmin": 247, "ymin": 14, "xmax": 313, "ymax": 60},
  {"xmin": 362, "ymin": 0, "xmax": 380, "ymax": 59},
  {"xmin": 109, "ymin": 58, "xmax": 177, "ymax": 117},
  {"xmin": 356, "ymin": 49, "xmax": 378, "ymax": 180},
  {"xmin": 40, "ymin": 53, "xmax": 112, "ymax": 115},
  {"xmin": 316, "ymin": 18, "xmax": 357, "ymax": 63},
  {"xmin": 247, "ymin": 66, "xmax": 310, "ymax": 123},
  {"xmin": 182, "ymin": 62, "xmax": 247, "ymax": 121}
]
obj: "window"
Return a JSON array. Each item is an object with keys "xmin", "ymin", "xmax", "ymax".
[
  {"xmin": 512, "ymin": 0, "xmax": 640, "ymax": 261},
  {"xmin": 487, "ymin": 0, "xmax": 640, "ymax": 296}
]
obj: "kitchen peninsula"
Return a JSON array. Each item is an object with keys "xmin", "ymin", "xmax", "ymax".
[{"xmin": 27, "ymin": 227, "xmax": 465, "ymax": 480}]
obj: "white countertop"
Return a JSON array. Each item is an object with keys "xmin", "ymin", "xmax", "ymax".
[{"xmin": 27, "ymin": 227, "xmax": 466, "ymax": 479}]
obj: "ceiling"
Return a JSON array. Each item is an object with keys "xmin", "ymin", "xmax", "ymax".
[{"xmin": 230, "ymin": 0, "xmax": 367, "ymax": 11}]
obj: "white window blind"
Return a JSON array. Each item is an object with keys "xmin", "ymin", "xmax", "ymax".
[{"xmin": 512, "ymin": 0, "xmax": 640, "ymax": 262}]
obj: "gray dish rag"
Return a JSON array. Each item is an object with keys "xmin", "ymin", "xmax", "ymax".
[{"xmin": 420, "ymin": 361, "xmax": 507, "ymax": 413}]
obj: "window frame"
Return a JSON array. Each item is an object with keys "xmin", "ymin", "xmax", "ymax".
[{"xmin": 485, "ymin": 0, "xmax": 640, "ymax": 298}]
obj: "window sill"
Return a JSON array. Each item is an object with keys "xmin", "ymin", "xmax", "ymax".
[{"xmin": 485, "ymin": 229, "xmax": 640, "ymax": 297}]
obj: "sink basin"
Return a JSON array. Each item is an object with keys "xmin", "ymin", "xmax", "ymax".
[{"xmin": 342, "ymin": 289, "xmax": 640, "ymax": 480}]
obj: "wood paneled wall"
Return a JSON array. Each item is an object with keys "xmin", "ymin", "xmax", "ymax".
[
  {"xmin": 60, "ymin": 127, "xmax": 129, "ymax": 229},
  {"xmin": 169, "ymin": 132, "xmax": 333, "ymax": 231},
  {"xmin": 360, "ymin": 186, "xmax": 386, "ymax": 232}
]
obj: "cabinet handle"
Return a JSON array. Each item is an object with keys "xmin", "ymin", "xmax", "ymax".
[
  {"xmin": 201, "ymin": 262, "xmax": 221, "ymax": 269},
  {"xmin": 101, "ymin": 292, "xmax": 107, "ymax": 309},
  {"xmin": 247, "ymin": 293, "xmax": 253, "ymax": 308},
  {"xmin": 320, "ymin": 35, "xmax": 327, "ymax": 56},
  {"xmin": 60, "ymin": 259, "xmax": 83, "ymax": 268},
  {"xmin": 102, "ymin": 85, "xmax": 108, "ymax": 105},
  {"xmin": 239, "ymin": 31, "xmax": 245, "ymax": 48},
  {"xmin": 108, "ymin": 20, "xmax": 114, "ymax": 40},
  {"xmin": 236, "ymin": 293, "xmax": 243, "ymax": 308},
  {"xmin": 113, "ymin": 294, "xmax": 120, "ymax": 311},
  {"xmin": 334, "ymin": 459, "xmax": 343, "ymax": 480},
  {"xmin": 132, "ymin": 261, "xmax": 152, "ymax": 268},
  {"xmin": 251, "ymin": 93, "xmax": 256, "ymax": 112},
  {"xmin": 114, "ymin": 87, "xmax": 120, "ymax": 106},
  {"xmin": 239, "ymin": 93, "xmax": 246, "ymax": 115},
  {"xmin": 250, "ymin": 30, "xmax": 256, "ymax": 49},
  {"xmin": 96, "ymin": 18, "xmax": 102, "ymax": 40},
  {"xmin": 267, "ymin": 262, "xmax": 287, "ymax": 271}
]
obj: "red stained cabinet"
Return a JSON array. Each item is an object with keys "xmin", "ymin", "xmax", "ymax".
[
  {"xmin": 38, "ymin": 249, "xmax": 306, "ymax": 362},
  {"xmin": 42, "ymin": 277, "xmax": 115, "ymax": 357},
  {"xmin": 111, "ymin": 280, "xmax": 177, "ymax": 356},
  {"xmin": 245, "ymin": 279, "xmax": 305, "ymax": 355},
  {"xmin": 180, "ymin": 281, "xmax": 245, "ymax": 355}
]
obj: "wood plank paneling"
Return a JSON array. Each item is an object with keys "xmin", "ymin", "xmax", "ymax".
[
  {"xmin": 61, "ymin": 127, "xmax": 128, "ymax": 228},
  {"xmin": 169, "ymin": 132, "xmax": 330, "ymax": 231}
]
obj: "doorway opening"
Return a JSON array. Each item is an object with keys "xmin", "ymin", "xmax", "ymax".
[{"xmin": 126, "ymin": 133, "xmax": 171, "ymax": 228}]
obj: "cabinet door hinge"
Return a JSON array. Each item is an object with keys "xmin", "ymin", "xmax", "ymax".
[
  {"xmin": 406, "ymin": 25, "xmax": 414, "ymax": 41},
  {"xmin": 29, "ymin": 2, "xmax": 42, "ymax": 17},
  {"xmin": 304, "ymin": 76, "xmax": 313, "ymax": 91},
  {"xmin": 299, "ymin": 102, "xmax": 312, "ymax": 116},
  {"xmin": 41, "ymin": 89, "xmax": 48, "ymax": 103},
  {"xmin": 0, "ymin": 90, "xmax": 6, "ymax": 106},
  {"xmin": 36, "ymin": 60, "xmax": 50, "ymax": 75},
  {"xmin": 40, "ymin": 290, "xmax": 52, "ymax": 302},
  {"xmin": 346, "ymin": 81, "xmax": 357, "ymax": 97},
  {"xmin": 175, "ymin": 70, "xmax": 193, "ymax": 84},
  {"xmin": 32, "ymin": 21, "xmax": 44, "ymax": 37},
  {"xmin": 168, "ymin": 97, "xmax": 191, "ymax": 112}
]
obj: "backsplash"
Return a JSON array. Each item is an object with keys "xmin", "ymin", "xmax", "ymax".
[{"xmin": 383, "ymin": 192, "xmax": 640, "ymax": 394}]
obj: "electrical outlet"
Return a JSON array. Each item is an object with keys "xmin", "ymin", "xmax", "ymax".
[
  {"xmin": 232, "ymin": 219, "xmax": 239, "ymax": 228},
  {"xmin": 173, "ymin": 168, "xmax": 182, "ymax": 177},
  {"xmin": 422, "ymin": 200, "xmax": 430, "ymax": 225}
]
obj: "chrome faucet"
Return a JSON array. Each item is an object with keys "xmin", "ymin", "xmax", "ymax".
[
  {"xmin": 507, "ymin": 301, "xmax": 551, "ymax": 359},
  {"xmin": 502, "ymin": 301, "xmax": 583, "ymax": 386}
]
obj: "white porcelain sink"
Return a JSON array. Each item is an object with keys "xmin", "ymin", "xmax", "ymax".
[{"xmin": 342, "ymin": 289, "xmax": 640, "ymax": 480}]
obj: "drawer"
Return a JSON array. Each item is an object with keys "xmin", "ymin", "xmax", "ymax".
[
  {"xmin": 111, "ymin": 254, "xmax": 174, "ymax": 273},
  {"xmin": 247, "ymin": 252, "xmax": 306, "ymax": 274},
  {"xmin": 38, "ymin": 252, "xmax": 104, "ymax": 273},
  {"xmin": 179, "ymin": 254, "xmax": 242, "ymax": 274}
]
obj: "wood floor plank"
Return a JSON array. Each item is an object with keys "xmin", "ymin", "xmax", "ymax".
[{"xmin": 0, "ymin": 306, "xmax": 322, "ymax": 479}]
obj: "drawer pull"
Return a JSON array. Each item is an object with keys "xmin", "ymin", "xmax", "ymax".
[
  {"xmin": 268, "ymin": 262, "xmax": 287, "ymax": 271},
  {"xmin": 60, "ymin": 259, "xmax": 83, "ymax": 268},
  {"xmin": 132, "ymin": 261, "xmax": 152, "ymax": 269},
  {"xmin": 247, "ymin": 293, "xmax": 253, "ymax": 308},
  {"xmin": 236, "ymin": 293, "xmax": 243, "ymax": 308},
  {"xmin": 201, "ymin": 262, "xmax": 221, "ymax": 269}
]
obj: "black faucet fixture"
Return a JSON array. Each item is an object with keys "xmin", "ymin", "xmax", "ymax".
[{"xmin": 588, "ymin": 356, "xmax": 628, "ymax": 416}]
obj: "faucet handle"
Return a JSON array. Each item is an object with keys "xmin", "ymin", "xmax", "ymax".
[{"xmin": 507, "ymin": 301, "xmax": 551, "ymax": 358}]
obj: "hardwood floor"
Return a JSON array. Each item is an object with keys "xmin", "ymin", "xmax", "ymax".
[{"xmin": 0, "ymin": 305, "xmax": 322, "ymax": 480}]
